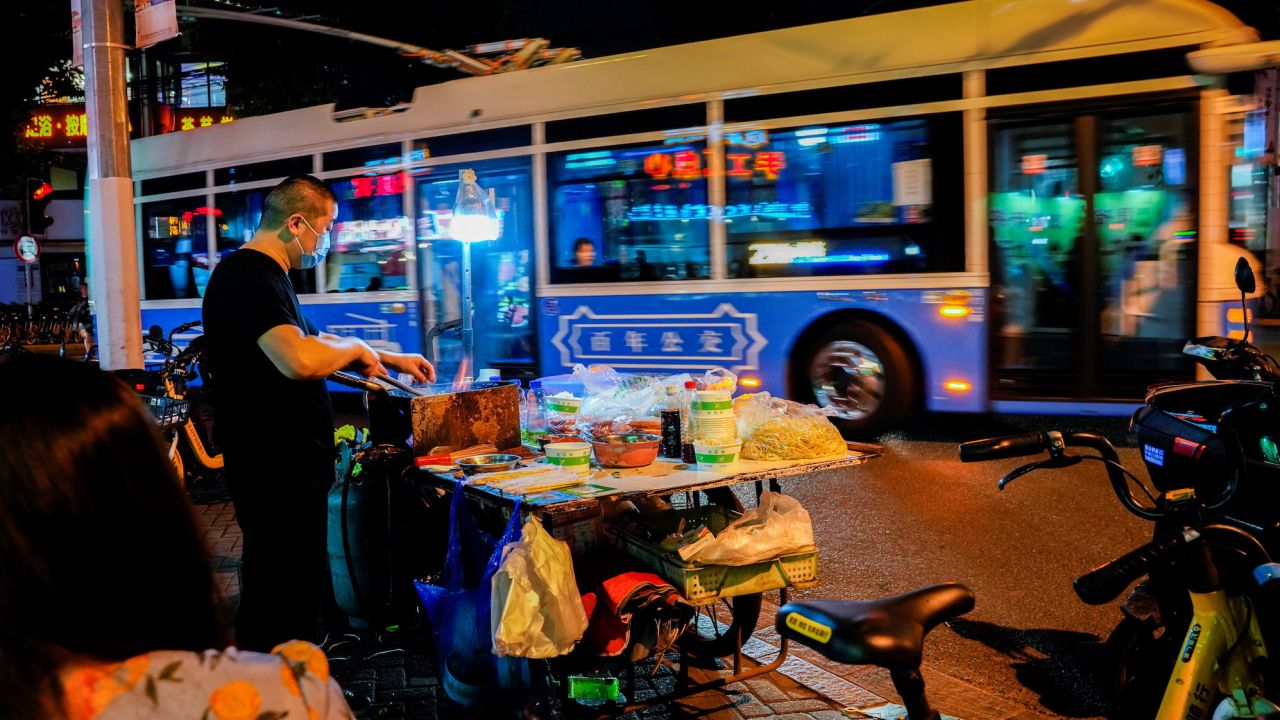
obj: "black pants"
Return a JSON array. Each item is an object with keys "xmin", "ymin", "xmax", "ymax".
[{"xmin": 223, "ymin": 438, "xmax": 336, "ymax": 652}]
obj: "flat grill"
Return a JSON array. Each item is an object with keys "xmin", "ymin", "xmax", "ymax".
[{"xmin": 366, "ymin": 380, "xmax": 521, "ymax": 455}]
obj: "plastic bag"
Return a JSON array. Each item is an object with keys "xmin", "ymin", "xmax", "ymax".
[
  {"xmin": 570, "ymin": 365, "xmax": 693, "ymax": 436},
  {"xmin": 414, "ymin": 488, "xmax": 530, "ymax": 706},
  {"xmin": 700, "ymin": 367, "xmax": 738, "ymax": 394},
  {"xmin": 685, "ymin": 491, "xmax": 815, "ymax": 566},
  {"xmin": 491, "ymin": 518, "xmax": 589, "ymax": 658},
  {"xmin": 734, "ymin": 392, "xmax": 846, "ymax": 460}
]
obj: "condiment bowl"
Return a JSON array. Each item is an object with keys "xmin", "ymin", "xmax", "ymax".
[
  {"xmin": 589, "ymin": 433, "xmax": 661, "ymax": 468},
  {"xmin": 456, "ymin": 453, "xmax": 522, "ymax": 475}
]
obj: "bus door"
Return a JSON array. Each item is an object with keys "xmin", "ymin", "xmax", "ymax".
[{"xmin": 989, "ymin": 102, "xmax": 1196, "ymax": 401}]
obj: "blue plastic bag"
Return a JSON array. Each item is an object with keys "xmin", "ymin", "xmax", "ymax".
[{"xmin": 414, "ymin": 485, "xmax": 528, "ymax": 706}]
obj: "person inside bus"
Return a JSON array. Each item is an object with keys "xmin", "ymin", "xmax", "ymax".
[
  {"xmin": 573, "ymin": 237, "xmax": 597, "ymax": 267},
  {"xmin": 558, "ymin": 236, "xmax": 618, "ymax": 283},
  {"xmin": 0, "ymin": 353, "xmax": 352, "ymax": 720},
  {"xmin": 202, "ymin": 174, "xmax": 436, "ymax": 652},
  {"xmin": 635, "ymin": 249, "xmax": 659, "ymax": 281}
]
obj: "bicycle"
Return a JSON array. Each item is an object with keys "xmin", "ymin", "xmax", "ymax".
[
  {"xmin": 960, "ymin": 430, "xmax": 1280, "ymax": 719},
  {"xmin": 119, "ymin": 322, "xmax": 223, "ymax": 485}
]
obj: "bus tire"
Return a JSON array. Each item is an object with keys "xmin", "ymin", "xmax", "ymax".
[{"xmin": 792, "ymin": 319, "xmax": 917, "ymax": 438}]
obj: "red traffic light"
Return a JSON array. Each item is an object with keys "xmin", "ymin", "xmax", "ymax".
[{"xmin": 31, "ymin": 182, "xmax": 52, "ymax": 200}]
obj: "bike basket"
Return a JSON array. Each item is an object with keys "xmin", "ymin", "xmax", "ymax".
[
  {"xmin": 143, "ymin": 396, "xmax": 191, "ymax": 429},
  {"xmin": 608, "ymin": 505, "xmax": 818, "ymax": 605}
]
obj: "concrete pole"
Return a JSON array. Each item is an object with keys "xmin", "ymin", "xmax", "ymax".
[{"xmin": 83, "ymin": 0, "xmax": 142, "ymax": 369}]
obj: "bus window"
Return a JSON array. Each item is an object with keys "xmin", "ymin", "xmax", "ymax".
[
  {"xmin": 141, "ymin": 198, "xmax": 211, "ymax": 300},
  {"xmin": 214, "ymin": 188, "xmax": 317, "ymax": 294},
  {"xmin": 413, "ymin": 158, "xmax": 535, "ymax": 377},
  {"xmin": 549, "ymin": 141, "xmax": 712, "ymax": 284},
  {"xmin": 325, "ymin": 172, "xmax": 412, "ymax": 293},
  {"xmin": 725, "ymin": 115, "xmax": 963, "ymax": 278}
]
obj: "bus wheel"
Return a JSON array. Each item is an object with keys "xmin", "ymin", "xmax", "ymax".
[{"xmin": 795, "ymin": 320, "xmax": 916, "ymax": 438}]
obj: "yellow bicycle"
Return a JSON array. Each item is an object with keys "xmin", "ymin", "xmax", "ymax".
[{"xmin": 960, "ymin": 430, "xmax": 1280, "ymax": 719}]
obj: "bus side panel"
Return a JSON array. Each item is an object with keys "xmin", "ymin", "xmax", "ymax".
[{"xmin": 535, "ymin": 289, "xmax": 986, "ymax": 412}]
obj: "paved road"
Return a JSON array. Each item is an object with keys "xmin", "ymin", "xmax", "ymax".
[{"xmin": 752, "ymin": 413, "xmax": 1153, "ymax": 719}]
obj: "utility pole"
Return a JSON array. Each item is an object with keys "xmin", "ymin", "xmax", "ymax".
[{"xmin": 83, "ymin": 0, "xmax": 142, "ymax": 369}]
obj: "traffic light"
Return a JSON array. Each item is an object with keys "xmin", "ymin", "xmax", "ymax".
[{"xmin": 26, "ymin": 178, "xmax": 54, "ymax": 235}]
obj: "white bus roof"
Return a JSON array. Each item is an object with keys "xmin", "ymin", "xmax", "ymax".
[{"xmin": 133, "ymin": 0, "xmax": 1256, "ymax": 175}]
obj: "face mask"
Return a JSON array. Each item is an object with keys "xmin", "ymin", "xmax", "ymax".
[{"xmin": 293, "ymin": 216, "xmax": 331, "ymax": 270}]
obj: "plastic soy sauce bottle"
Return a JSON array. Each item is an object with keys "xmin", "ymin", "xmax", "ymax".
[
  {"xmin": 680, "ymin": 380, "xmax": 698, "ymax": 463},
  {"xmin": 659, "ymin": 385, "xmax": 682, "ymax": 458}
]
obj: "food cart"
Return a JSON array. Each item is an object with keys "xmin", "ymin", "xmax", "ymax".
[
  {"xmin": 346, "ymin": 367, "xmax": 878, "ymax": 714},
  {"xmin": 414, "ymin": 447, "xmax": 877, "ymax": 713}
]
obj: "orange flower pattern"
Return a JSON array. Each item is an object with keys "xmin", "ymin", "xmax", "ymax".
[
  {"xmin": 59, "ymin": 643, "xmax": 353, "ymax": 720},
  {"xmin": 272, "ymin": 639, "xmax": 331, "ymax": 683},
  {"xmin": 209, "ymin": 680, "xmax": 261, "ymax": 720}
]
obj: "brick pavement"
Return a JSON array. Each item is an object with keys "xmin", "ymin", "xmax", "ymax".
[{"xmin": 193, "ymin": 500, "xmax": 1043, "ymax": 720}]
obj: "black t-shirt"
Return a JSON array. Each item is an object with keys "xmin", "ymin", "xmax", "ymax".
[{"xmin": 202, "ymin": 249, "xmax": 333, "ymax": 456}]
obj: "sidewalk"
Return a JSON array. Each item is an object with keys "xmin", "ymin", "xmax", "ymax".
[{"xmin": 195, "ymin": 498, "xmax": 1038, "ymax": 720}]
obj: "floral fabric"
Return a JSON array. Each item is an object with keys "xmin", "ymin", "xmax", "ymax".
[{"xmin": 60, "ymin": 640, "xmax": 354, "ymax": 720}]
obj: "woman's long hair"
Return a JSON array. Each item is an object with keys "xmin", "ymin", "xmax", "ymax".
[{"xmin": 0, "ymin": 354, "xmax": 230, "ymax": 719}]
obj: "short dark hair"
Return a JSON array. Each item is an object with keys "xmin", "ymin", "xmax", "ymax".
[
  {"xmin": 0, "ymin": 355, "xmax": 229, "ymax": 719},
  {"xmin": 574, "ymin": 238, "xmax": 594, "ymax": 251},
  {"xmin": 259, "ymin": 174, "xmax": 337, "ymax": 230}
]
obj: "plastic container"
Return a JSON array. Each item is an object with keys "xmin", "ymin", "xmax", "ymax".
[
  {"xmin": 694, "ymin": 440, "xmax": 742, "ymax": 472},
  {"xmin": 691, "ymin": 390, "xmax": 733, "ymax": 413},
  {"xmin": 544, "ymin": 441, "xmax": 592, "ymax": 474},
  {"xmin": 545, "ymin": 395, "xmax": 583, "ymax": 414},
  {"xmin": 608, "ymin": 505, "xmax": 818, "ymax": 604}
]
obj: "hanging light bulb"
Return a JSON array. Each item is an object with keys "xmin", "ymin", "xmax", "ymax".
[{"xmin": 449, "ymin": 168, "xmax": 500, "ymax": 242}]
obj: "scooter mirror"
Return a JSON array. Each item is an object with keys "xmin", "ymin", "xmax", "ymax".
[
  {"xmin": 1234, "ymin": 257, "xmax": 1256, "ymax": 294},
  {"xmin": 147, "ymin": 325, "xmax": 164, "ymax": 341}
]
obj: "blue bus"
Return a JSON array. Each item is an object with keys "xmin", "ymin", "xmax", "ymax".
[{"xmin": 131, "ymin": 0, "xmax": 1273, "ymax": 434}]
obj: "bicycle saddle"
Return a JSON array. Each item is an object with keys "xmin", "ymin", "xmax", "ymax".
[{"xmin": 776, "ymin": 583, "xmax": 974, "ymax": 670}]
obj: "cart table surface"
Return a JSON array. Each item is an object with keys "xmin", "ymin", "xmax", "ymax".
[{"xmin": 418, "ymin": 446, "xmax": 879, "ymax": 515}]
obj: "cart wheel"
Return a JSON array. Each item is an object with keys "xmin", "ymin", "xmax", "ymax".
[{"xmin": 678, "ymin": 592, "xmax": 763, "ymax": 658}]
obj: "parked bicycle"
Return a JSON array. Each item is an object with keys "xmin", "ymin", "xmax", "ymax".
[
  {"xmin": 960, "ymin": 430, "xmax": 1280, "ymax": 719},
  {"xmin": 116, "ymin": 322, "xmax": 223, "ymax": 486}
]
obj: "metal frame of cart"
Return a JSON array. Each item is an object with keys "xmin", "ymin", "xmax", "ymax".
[{"xmin": 417, "ymin": 448, "xmax": 878, "ymax": 715}]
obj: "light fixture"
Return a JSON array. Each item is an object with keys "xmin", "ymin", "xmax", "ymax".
[
  {"xmin": 449, "ymin": 169, "xmax": 499, "ymax": 243},
  {"xmin": 450, "ymin": 169, "xmax": 500, "ymax": 376}
]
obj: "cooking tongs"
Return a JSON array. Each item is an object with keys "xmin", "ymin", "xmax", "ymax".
[{"xmin": 330, "ymin": 370, "xmax": 427, "ymax": 397}]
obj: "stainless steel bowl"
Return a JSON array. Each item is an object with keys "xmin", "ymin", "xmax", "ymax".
[
  {"xmin": 456, "ymin": 453, "xmax": 522, "ymax": 475},
  {"xmin": 589, "ymin": 433, "xmax": 662, "ymax": 468}
]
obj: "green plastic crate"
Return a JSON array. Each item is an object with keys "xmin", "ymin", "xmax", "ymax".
[{"xmin": 608, "ymin": 505, "xmax": 818, "ymax": 605}]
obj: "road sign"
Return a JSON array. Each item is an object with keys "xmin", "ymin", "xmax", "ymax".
[{"xmin": 15, "ymin": 236, "xmax": 40, "ymax": 264}]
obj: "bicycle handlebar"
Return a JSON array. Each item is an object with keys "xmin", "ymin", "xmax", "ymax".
[
  {"xmin": 1073, "ymin": 531, "xmax": 1195, "ymax": 605},
  {"xmin": 959, "ymin": 432, "xmax": 1047, "ymax": 462},
  {"xmin": 961, "ymin": 431, "xmax": 1163, "ymax": 521}
]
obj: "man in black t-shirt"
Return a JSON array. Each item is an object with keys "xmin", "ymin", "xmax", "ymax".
[{"xmin": 203, "ymin": 175, "xmax": 434, "ymax": 651}]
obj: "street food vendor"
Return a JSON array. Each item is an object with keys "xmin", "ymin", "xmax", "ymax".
[{"xmin": 203, "ymin": 174, "xmax": 435, "ymax": 651}]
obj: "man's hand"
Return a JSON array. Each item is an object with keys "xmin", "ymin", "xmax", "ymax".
[
  {"xmin": 380, "ymin": 351, "xmax": 436, "ymax": 384},
  {"xmin": 350, "ymin": 342, "xmax": 389, "ymax": 378}
]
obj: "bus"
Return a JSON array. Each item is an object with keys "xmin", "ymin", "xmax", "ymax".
[{"xmin": 131, "ymin": 0, "xmax": 1275, "ymax": 435}]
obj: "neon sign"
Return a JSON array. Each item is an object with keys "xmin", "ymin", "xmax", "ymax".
[
  {"xmin": 350, "ymin": 174, "xmax": 405, "ymax": 199},
  {"xmin": 627, "ymin": 201, "xmax": 812, "ymax": 222},
  {"xmin": 643, "ymin": 150, "xmax": 787, "ymax": 180},
  {"xmin": 177, "ymin": 112, "xmax": 234, "ymax": 131},
  {"xmin": 746, "ymin": 240, "xmax": 890, "ymax": 265},
  {"xmin": 24, "ymin": 107, "xmax": 90, "ymax": 146}
]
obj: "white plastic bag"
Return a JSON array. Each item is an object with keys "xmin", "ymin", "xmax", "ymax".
[
  {"xmin": 491, "ymin": 518, "xmax": 589, "ymax": 658},
  {"xmin": 685, "ymin": 491, "xmax": 815, "ymax": 566}
]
